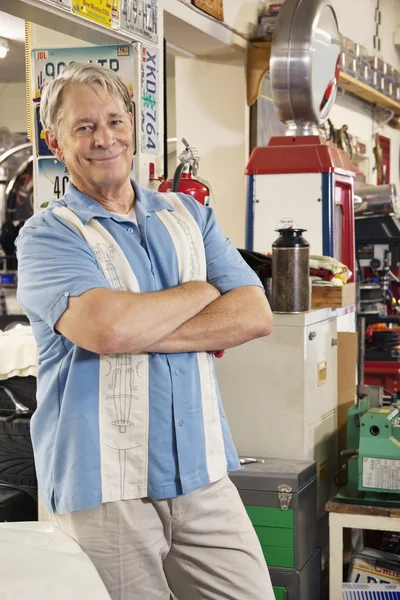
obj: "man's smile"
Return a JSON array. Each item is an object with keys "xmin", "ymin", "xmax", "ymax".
[{"xmin": 87, "ymin": 151, "xmax": 124, "ymax": 163}]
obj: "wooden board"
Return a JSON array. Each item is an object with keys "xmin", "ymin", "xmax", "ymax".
[
  {"xmin": 326, "ymin": 499, "xmax": 400, "ymax": 518},
  {"xmin": 339, "ymin": 71, "xmax": 400, "ymax": 117},
  {"xmin": 247, "ymin": 41, "xmax": 272, "ymax": 106},
  {"xmin": 192, "ymin": 0, "xmax": 224, "ymax": 21},
  {"xmin": 312, "ymin": 282, "xmax": 356, "ymax": 309}
]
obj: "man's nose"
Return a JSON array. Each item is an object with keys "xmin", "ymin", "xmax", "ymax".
[{"xmin": 93, "ymin": 124, "xmax": 115, "ymax": 148}]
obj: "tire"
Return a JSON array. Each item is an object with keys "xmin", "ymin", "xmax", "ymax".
[
  {"xmin": 0, "ymin": 487, "xmax": 37, "ymax": 522},
  {"xmin": 0, "ymin": 416, "xmax": 36, "ymax": 487},
  {"xmin": 0, "ymin": 377, "xmax": 36, "ymax": 412}
]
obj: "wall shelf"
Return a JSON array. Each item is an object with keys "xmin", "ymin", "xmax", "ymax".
[
  {"xmin": 339, "ymin": 71, "xmax": 400, "ymax": 116},
  {"xmin": 246, "ymin": 52, "xmax": 400, "ymax": 118},
  {"xmin": 247, "ymin": 41, "xmax": 272, "ymax": 107}
]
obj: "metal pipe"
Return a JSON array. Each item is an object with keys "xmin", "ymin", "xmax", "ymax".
[
  {"xmin": 354, "ymin": 182, "xmax": 398, "ymax": 216},
  {"xmin": 0, "ymin": 164, "xmax": 7, "ymax": 229},
  {"xmin": 357, "ymin": 315, "xmax": 366, "ymax": 406},
  {"xmin": 0, "ymin": 143, "xmax": 33, "ymax": 167},
  {"xmin": 0, "ymin": 143, "xmax": 33, "ymax": 229}
]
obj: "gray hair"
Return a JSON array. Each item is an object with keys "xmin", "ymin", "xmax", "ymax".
[{"xmin": 40, "ymin": 62, "xmax": 131, "ymax": 133}]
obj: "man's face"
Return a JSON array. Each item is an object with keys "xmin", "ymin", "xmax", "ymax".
[{"xmin": 46, "ymin": 83, "xmax": 134, "ymax": 194}]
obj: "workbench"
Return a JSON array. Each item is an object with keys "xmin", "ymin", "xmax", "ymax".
[{"xmin": 326, "ymin": 499, "xmax": 400, "ymax": 599}]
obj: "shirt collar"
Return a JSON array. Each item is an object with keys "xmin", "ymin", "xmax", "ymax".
[{"xmin": 60, "ymin": 179, "xmax": 175, "ymax": 225}]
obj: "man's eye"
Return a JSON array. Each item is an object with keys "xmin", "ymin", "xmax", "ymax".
[
  {"xmin": 111, "ymin": 120, "xmax": 123, "ymax": 126},
  {"xmin": 78, "ymin": 125, "xmax": 92, "ymax": 131}
]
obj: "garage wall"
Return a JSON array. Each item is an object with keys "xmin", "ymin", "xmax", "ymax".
[
  {"xmin": 161, "ymin": 0, "xmax": 260, "ymax": 48},
  {"xmin": 166, "ymin": 0, "xmax": 400, "ymax": 245},
  {"xmin": 330, "ymin": 92, "xmax": 400, "ymax": 191},
  {"xmin": 166, "ymin": 54, "xmax": 177, "ymax": 178},
  {"xmin": 0, "ymin": 82, "xmax": 27, "ymax": 132},
  {"xmin": 175, "ymin": 55, "xmax": 248, "ymax": 247},
  {"xmin": 329, "ymin": 0, "xmax": 400, "ymax": 191},
  {"xmin": 332, "ymin": 0, "xmax": 400, "ymax": 67},
  {"xmin": 2, "ymin": 1, "xmax": 397, "ymax": 233},
  {"xmin": 0, "ymin": 26, "xmax": 92, "ymax": 138}
]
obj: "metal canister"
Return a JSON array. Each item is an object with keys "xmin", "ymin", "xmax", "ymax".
[
  {"xmin": 354, "ymin": 183, "xmax": 399, "ymax": 217},
  {"xmin": 359, "ymin": 283, "xmax": 384, "ymax": 315},
  {"xmin": 272, "ymin": 228, "xmax": 310, "ymax": 313}
]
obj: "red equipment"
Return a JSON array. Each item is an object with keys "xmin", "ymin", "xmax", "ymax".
[
  {"xmin": 364, "ymin": 362, "xmax": 400, "ymax": 397},
  {"xmin": 159, "ymin": 172, "xmax": 210, "ymax": 206},
  {"xmin": 246, "ymin": 136, "xmax": 356, "ymax": 281},
  {"xmin": 158, "ymin": 138, "xmax": 211, "ymax": 206}
]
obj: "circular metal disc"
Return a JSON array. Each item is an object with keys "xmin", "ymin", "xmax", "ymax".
[{"xmin": 270, "ymin": 0, "xmax": 341, "ymax": 129}]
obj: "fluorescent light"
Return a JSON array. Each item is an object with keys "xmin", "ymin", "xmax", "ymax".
[{"xmin": 0, "ymin": 38, "xmax": 9, "ymax": 59}]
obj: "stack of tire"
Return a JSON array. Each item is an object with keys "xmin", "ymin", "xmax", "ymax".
[
  {"xmin": 366, "ymin": 330, "xmax": 400, "ymax": 362},
  {"xmin": 0, "ymin": 376, "xmax": 37, "ymax": 521}
]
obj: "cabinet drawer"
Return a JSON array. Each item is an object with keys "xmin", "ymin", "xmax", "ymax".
[
  {"xmin": 245, "ymin": 505, "xmax": 294, "ymax": 529},
  {"xmin": 262, "ymin": 545, "xmax": 295, "ymax": 568},
  {"xmin": 273, "ymin": 587, "xmax": 287, "ymax": 600},
  {"xmin": 255, "ymin": 525, "xmax": 294, "ymax": 547}
]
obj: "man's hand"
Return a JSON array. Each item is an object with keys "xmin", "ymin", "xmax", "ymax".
[
  {"xmin": 209, "ymin": 349, "xmax": 225, "ymax": 358},
  {"xmin": 56, "ymin": 281, "xmax": 220, "ymax": 355},
  {"xmin": 144, "ymin": 286, "xmax": 272, "ymax": 354}
]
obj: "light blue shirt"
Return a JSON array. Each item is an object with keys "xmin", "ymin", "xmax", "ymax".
[{"xmin": 16, "ymin": 181, "xmax": 263, "ymax": 514}]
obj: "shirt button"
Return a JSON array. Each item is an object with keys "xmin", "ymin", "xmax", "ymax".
[
  {"xmin": 178, "ymin": 420, "xmax": 184, "ymax": 427},
  {"xmin": 64, "ymin": 292, "xmax": 69, "ymax": 297},
  {"xmin": 127, "ymin": 227, "xmax": 134, "ymax": 233},
  {"xmin": 175, "ymin": 369, "xmax": 181, "ymax": 376}
]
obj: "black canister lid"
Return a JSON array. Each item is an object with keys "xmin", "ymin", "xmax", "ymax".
[{"xmin": 273, "ymin": 228, "xmax": 309, "ymax": 248}]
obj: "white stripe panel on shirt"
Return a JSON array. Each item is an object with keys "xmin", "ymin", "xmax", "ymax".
[
  {"xmin": 53, "ymin": 206, "xmax": 149, "ymax": 502},
  {"xmin": 197, "ymin": 352, "xmax": 228, "ymax": 481},
  {"xmin": 156, "ymin": 194, "xmax": 227, "ymax": 483},
  {"xmin": 157, "ymin": 192, "xmax": 206, "ymax": 282}
]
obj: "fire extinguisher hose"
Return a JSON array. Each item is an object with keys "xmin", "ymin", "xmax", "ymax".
[{"xmin": 172, "ymin": 162, "xmax": 186, "ymax": 192}]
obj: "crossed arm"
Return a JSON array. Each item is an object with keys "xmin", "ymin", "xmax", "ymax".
[{"xmin": 56, "ymin": 282, "xmax": 273, "ymax": 355}]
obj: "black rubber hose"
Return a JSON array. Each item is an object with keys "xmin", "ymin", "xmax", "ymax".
[{"xmin": 172, "ymin": 163, "xmax": 186, "ymax": 192}]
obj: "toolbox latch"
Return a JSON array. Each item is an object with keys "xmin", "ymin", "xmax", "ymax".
[{"xmin": 278, "ymin": 484, "xmax": 293, "ymax": 510}]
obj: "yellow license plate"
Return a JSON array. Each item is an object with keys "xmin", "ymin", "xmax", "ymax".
[{"xmin": 72, "ymin": 0, "xmax": 119, "ymax": 29}]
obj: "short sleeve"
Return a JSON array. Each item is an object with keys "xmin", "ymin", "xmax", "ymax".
[
  {"xmin": 16, "ymin": 210, "xmax": 111, "ymax": 331},
  {"xmin": 179, "ymin": 195, "xmax": 263, "ymax": 294}
]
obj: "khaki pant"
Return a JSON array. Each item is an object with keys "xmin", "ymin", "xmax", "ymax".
[{"xmin": 49, "ymin": 475, "xmax": 274, "ymax": 600}]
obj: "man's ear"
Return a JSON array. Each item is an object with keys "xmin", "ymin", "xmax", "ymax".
[{"xmin": 44, "ymin": 130, "xmax": 64, "ymax": 162}]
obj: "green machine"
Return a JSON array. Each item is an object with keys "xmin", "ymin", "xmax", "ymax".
[{"xmin": 337, "ymin": 396, "xmax": 400, "ymax": 505}]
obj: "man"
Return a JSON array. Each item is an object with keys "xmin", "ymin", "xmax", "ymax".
[{"xmin": 16, "ymin": 63, "xmax": 274, "ymax": 600}]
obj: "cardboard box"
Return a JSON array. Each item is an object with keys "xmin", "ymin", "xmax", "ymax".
[{"xmin": 337, "ymin": 332, "xmax": 357, "ymax": 466}]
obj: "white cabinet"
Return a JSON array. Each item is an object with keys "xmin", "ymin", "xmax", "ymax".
[{"xmin": 216, "ymin": 309, "xmax": 338, "ymax": 515}]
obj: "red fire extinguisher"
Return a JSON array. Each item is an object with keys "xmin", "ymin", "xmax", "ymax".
[{"xmin": 158, "ymin": 138, "xmax": 211, "ymax": 206}]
